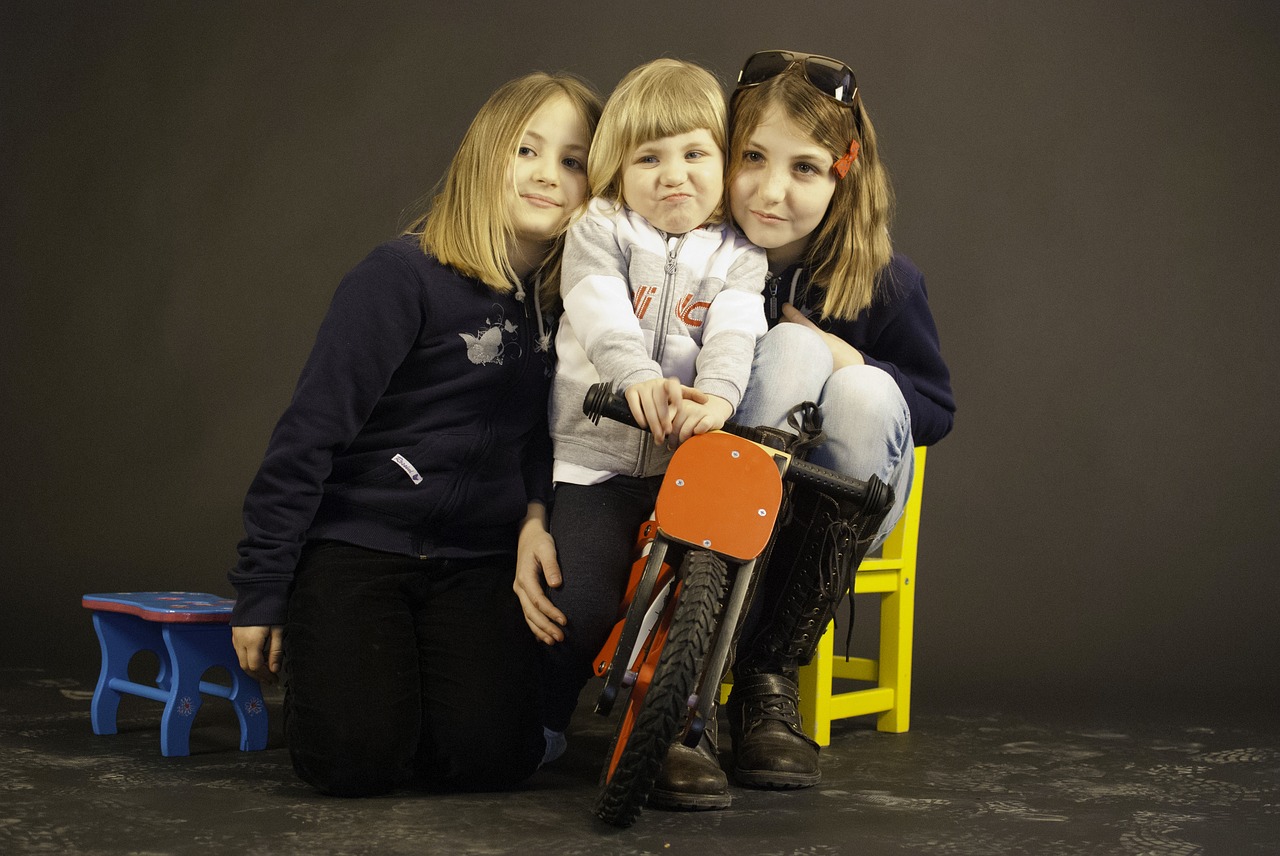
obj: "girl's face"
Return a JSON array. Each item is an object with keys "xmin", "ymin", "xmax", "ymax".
[
  {"xmin": 509, "ymin": 94, "xmax": 592, "ymax": 265},
  {"xmin": 621, "ymin": 129, "xmax": 723, "ymax": 235},
  {"xmin": 729, "ymin": 104, "xmax": 838, "ymax": 271}
]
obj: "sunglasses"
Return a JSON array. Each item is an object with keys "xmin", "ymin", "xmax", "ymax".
[
  {"xmin": 736, "ymin": 50, "xmax": 863, "ymax": 134},
  {"xmin": 737, "ymin": 50, "xmax": 859, "ymax": 105}
]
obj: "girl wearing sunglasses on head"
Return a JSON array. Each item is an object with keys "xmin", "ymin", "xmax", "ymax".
[
  {"xmin": 228, "ymin": 72, "xmax": 601, "ymax": 797},
  {"xmin": 655, "ymin": 50, "xmax": 956, "ymax": 808}
]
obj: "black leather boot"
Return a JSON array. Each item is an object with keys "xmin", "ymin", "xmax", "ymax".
[
  {"xmin": 725, "ymin": 481, "xmax": 889, "ymax": 790},
  {"xmin": 648, "ymin": 710, "xmax": 730, "ymax": 810},
  {"xmin": 726, "ymin": 671, "xmax": 821, "ymax": 788},
  {"xmin": 755, "ymin": 488, "xmax": 863, "ymax": 663}
]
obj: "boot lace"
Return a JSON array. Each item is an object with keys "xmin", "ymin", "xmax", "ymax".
[{"xmin": 742, "ymin": 688, "xmax": 801, "ymax": 733}]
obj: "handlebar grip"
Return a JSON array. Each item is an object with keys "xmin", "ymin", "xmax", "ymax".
[
  {"xmin": 785, "ymin": 458, "xmax": 868, "ymax": 504},
  {"xmin": 784, "ymin": 459, "xmax": 894, "ymax": 517},
  {"xmin": 582, "ymin": 383, "xmax": 640, "ymax": 428}
]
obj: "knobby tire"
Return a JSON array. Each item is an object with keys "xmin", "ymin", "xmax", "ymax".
[{"xmin": 593, "ymin": 550, "xmax": 728, "ymax": 828}]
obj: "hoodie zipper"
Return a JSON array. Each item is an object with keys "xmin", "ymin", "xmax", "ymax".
[
  {"xmin": 636, "ymin": 233, "xmax": 687, "ymax": 475},
  {"xmin": 765, "ymin": 270, "xmax": 780, "ymax": 320},
  {"xmin": 650, "ymin": 234, "xmax": 686, "ymax": 363}
]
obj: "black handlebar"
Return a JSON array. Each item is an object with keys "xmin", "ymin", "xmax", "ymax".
[
  {"xmin": 582, "ymin": 381, "xmax": 645, "ymax": 429},
  {"xmin": 582, "ymin": 382, "xmax": 893, "ymax": 515}
]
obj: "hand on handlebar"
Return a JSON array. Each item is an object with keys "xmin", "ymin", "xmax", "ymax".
[
  {"xmin": 671, "ymin": 392, "xmax": 733, "ymax": 445},
  {"xmin": 624, "ymin": 377, "xmax": 684, "ymax": 445},
  {"xmin": 584, "ymin": 381, "xmax": 891, "ymax": 514},
  {"xmin": 625, "ymin": 380, "xmax": 728, "ymax": 447}
]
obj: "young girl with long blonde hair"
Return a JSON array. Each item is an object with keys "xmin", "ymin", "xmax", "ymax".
[{"xmin": 230, "ymin": 71, "xmax": 600, "ymax": 796}]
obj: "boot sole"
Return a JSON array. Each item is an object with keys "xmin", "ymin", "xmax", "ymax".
[
  {"xmin": 733, "ymin": 768, "xmax": 821, "ymax": 790},
  {"xmin": 647, "ymin": 787, "xmax": 732, "ymax": 811}
]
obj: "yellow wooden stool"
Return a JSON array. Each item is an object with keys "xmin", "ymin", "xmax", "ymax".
[{"xmin": 723, "ymin": 446, "xmax": 927, "ymax": 745}]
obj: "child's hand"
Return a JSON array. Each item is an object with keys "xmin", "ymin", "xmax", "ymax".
[
  {"xmin": 231, "ymin": 625, "xmax": 284, "ymax": 685},
  {"xmin": 513, "ymin": 504, "xmax": 566, "ymax": 645},
  {"xmin": 672, "ymin": 393, "xmax": 733, "ymax": 445},
  {"xmin": 625, "ymin": 377, "xmax": 683, "ymax": 444}
]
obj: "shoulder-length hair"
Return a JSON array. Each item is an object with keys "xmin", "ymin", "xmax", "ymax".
[
  {"xmin": 408, "ymin": 72, "xmax": 601, "ymax": 296},
  {"xmin": 589, "ymin": 58, "xmax": 728, "ymax": 223},
  {"xmin": 729, "ymin": 71, "xmax": 894, "ymax": 320}
]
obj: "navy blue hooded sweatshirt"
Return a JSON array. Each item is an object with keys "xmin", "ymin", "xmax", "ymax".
[
  {"xmin": 229, "ymin": 237, "xmax": 555, "ymax": 627},
  {"xmin": 765, "ymin": 254, "xmax": 954, "ymax": 446}
]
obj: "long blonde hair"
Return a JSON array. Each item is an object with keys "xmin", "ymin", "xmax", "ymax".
[
  {"xmin": 730, "ymin": 71, "xmax": 893, "ymax": 320},
  {"xmin": 589, "ymin": 58, "xmax": 728, "ymax": 223},
  {"xmin": 408, "ymin": 72, "xmax": 601, "ymax": 298}
]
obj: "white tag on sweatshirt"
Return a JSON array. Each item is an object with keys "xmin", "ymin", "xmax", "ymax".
[{"xmin": 392, "ymin": 454, "xmax": 423, "ymax": 484}]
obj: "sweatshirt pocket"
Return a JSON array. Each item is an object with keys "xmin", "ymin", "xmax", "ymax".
[
  {"xmin": 329, "ymin": 432, "xmax": 475, "ymax": 523},
  {"xmin": 447, "ymin": 440, "xmax": 526, "ymax": 526}
]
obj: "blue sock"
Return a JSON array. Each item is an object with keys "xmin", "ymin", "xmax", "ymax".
[{"xmin": 540, "ymin": 727, "xmax": 567, "ymax": 767}]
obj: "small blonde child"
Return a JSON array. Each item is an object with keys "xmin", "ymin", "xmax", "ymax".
[
  {"xmin": 517, "ymin": 58, "xmax": 765, "ymax": 800},
  {"xmin": 556, "ymin": 57, "xmax": 768, "ymax": 459}
]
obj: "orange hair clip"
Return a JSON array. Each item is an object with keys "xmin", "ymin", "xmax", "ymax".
[{"xmin": 832, "ymin": 139, "xmax": 860, "ymax": 178}]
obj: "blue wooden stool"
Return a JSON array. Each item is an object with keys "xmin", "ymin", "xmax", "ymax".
[{"xmin": 82, "ymin": 592, "xmax": 269, "ymax": 756}]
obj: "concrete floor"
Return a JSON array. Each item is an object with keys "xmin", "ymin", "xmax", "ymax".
[{"xmin": 2, "ymin": 667, "xmax": 1277, "ymax": 855}]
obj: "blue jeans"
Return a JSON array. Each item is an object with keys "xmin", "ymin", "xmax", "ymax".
[{"xmin": 735, "ymin": 323, "xmax": 914, "ymax": 548}]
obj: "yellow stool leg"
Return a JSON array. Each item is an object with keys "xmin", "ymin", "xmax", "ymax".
[{"xmin": 875, "ymin": 570, "xmax": 914, "ymax": 733}]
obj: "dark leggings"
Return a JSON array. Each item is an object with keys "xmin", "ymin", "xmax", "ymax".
[
  {"xmin": 284, "ymin": 540, "xmax": 545, "ymax": 796},
  {"xmin": 542, "ymin": 475, "xmax": 663, "ymax": 732}
]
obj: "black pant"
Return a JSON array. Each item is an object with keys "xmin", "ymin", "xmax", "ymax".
[
  {"xmin": 284, "ymin": 541, "xmax": 544, "ymax": 796},
  {"xmin": 542, "ymin": 476, "xmax": 663, "ymax": 731}
]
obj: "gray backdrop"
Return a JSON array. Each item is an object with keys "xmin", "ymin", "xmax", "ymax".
[{"xmin": 4, "ymin": 1, "xmax": 1278, "ymax": 718}]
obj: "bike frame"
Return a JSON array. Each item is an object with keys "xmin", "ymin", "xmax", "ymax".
[
  {"xmin": 592, "ymin": 430, "xmax": 786, "ymax": 748},
  {"xmin": 582, "ymin": 382, "xmax": 893, "ymax": 823}
]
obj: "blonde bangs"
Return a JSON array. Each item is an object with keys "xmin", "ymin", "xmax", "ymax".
[{"xmin": 589, "ymin": 59, "xmax": 727, "ymax": 206}]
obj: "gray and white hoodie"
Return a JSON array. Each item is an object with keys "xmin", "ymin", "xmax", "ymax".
[{"xmin": 550, "ymin": 197, "xmax": 767, "ymax": 483}]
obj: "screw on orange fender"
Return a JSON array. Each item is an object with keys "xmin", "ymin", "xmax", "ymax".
[{"xmin": 656, "ymin": 432, "xmax": 783, "ymax": 562}]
